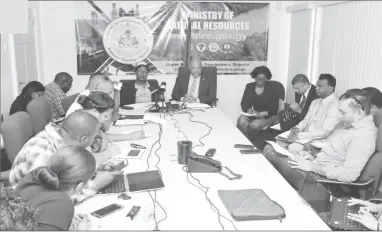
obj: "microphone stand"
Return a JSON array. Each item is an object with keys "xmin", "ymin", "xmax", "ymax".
[{"xmin": 148, "ymin": 90, "xmax": 167, "ymax": 119}]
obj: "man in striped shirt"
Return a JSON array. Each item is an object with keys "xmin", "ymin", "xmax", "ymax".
[{"xmin": 45, "ymin": 72, "xmax": 73, "ymax": 119}]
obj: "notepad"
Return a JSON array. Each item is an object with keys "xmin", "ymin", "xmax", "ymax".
[
  {"xmin": 241, "ymin": 112, "xmax": 257, "ymax": 117},
  {"xmin": 115, "ymin": 119, "xmax": 146, "ymax": 126},
  {"xmin": 275, "ymin": 130, "xmax": 311, "ymax": 144},
  {"xmin": 265, "ymin": 141, "xmax": 294, "ymax": 158},
  {"xmin": 121, "ymin": 102, "xmax": 154, "ymax": 109}
]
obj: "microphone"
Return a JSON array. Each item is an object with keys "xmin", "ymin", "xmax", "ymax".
[
  {"xmin": 150, "ymin": 82, "xmax": 167, "ymax": 95},
  {"xmin": 160, "ymin": 82, "xmax": 166, "ymax": 91}
]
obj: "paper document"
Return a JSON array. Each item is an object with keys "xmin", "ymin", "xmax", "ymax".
[
  {"xmin": 275, "ymin": 130, "xmax": 311, "ymax": 144},
  {"xmin": 94, "ymin": 144, "xmax": 122, "ymax": 164},
  {"xmin": 122, "ymin": 129, "xmax": 152, "ymax": 138},
  {"xmin": 186, "ymin": 103, "xmax": 211, "ymax": 108},
  {"xmin": 115, "ymin": 119, "xmax": 146, "ymax": 126},
  {"xmin": 144, "ymin": 114, "xmax": 166, "ymax": 125},
  {"xmin": 265, "ymin": 141, "xmax": 294, "ymax": 158},
  {"xmin": 122, "ymin": 102, "xmax": 154, "ymax": 109},
  {"xmin": 270, "ymin": 123, "xmax": 281, "ymax": 130},
  {"xmin": 241, "ymin": 112, "xmax": 257, "ymax": 117}
]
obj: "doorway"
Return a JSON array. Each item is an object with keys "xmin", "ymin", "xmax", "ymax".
[{"xmin": 13, "ymin": 8, "xmax": 39, "ymax": 92}]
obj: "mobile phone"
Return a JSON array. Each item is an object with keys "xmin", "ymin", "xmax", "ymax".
[
  {"xmin": 127, "ymin": 150, "xmax": 141, "ymax": 157},
  {"xmin": 91, "ymin": 203, "xmax": 124, "ymax": 218},
  {"xmin": 205, "ymin": 148, "xmax": 216, "ymax": 157},
  {"xmin": 120, "ymin": 115, "xmax": 144, "ymax": 120},
  {"xmin": 121, "ymin": 106, "xmax": 134, "ymax": 110},
  {"xmin": 234, "ymin": 144, "xmax": 255, "ymax": 149},
  {"xmin": 126, "ymin": 206, "xmax": 141, "ymax": 220},
  {"xmin": 107, "ymin": 160, "xmax": 128, "ymax": 172},
  {"xmin": 239, "ymin": 149, "xmax": 261, "ymax": 154}
]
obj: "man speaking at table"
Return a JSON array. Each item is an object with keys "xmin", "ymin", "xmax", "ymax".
[{"xmin": 171, "ymin": 56, "xmax": 217, "ymax": 106}]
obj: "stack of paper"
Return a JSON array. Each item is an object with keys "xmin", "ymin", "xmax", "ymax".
[
  {"xmin": 186, "ymin": 103, "xmax": 211, "ymax": 109},
  {"xmin": 265, "ymin": 141, "xmax": 294, "ymax": 158}
]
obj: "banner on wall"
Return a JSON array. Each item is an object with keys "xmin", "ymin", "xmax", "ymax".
[{"xmin": 74, "ymin": 1, "xmax": 269, "ymax": 75}]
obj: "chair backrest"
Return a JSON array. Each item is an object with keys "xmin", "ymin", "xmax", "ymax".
[
  {"xmin": 26, "ymin": 95, "xmax": 52, "ymax": 135},
  {"xmin": 62, "ymin": 93, "xmax": 79, "ymax": 114},
  {"xmin": 357, "ymin": 110, "xmax": 382, "ymax": 199},
  {"xmin": 0, "ymin": 112, "xmax": 34, "ymax": 163}
]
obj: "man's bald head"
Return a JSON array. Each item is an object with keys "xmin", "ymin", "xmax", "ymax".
[
  {"xmin": 59, "ymin": 110, "xmax": 100, "ymax": 148},
  {"xmin": 189, "ymin": 56, "xmax": 203, "ymax": 77}
]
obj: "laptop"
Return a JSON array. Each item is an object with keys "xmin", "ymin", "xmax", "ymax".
[
  {"xmin": 299, "ymin": 173, "xmax": 368, "ymax": 231},
  {"xmin": 97, "ymin": 170, "xmax": 165, "ymax": 195}
]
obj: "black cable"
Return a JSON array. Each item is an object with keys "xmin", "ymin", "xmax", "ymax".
[
  {"xmin": 171, "ymin": 117, "xmax": 188, "ymax": 141},
  {"xmin": 178, "ymin": 111, "xmax": 238, "ymax": 231},
  {"xmin": 184, "ymin": 111, "xmax": 213, "ymax": 150},
  {"xmin": 144, "ymin": 124, "xmax": 167, "ymax": 231},
  {"xmin": 188, "ymin": 168, "xmax": 238, "ymax": 231},
  {"xmin": 182, "ymin": 166, "xmax": 225, "ymax": 230}
]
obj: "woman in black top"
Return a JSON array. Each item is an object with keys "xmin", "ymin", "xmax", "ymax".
[
  {"xmin": 237, "ymin": 66, "xmax": 284, "ymax": 138},
  {"xmin": 16, "ymin": 146, "xmax": 96, "ymax": 231},
  {"xmin": 10, "ymin": 81, "xmax": 45, "ymax": 115}
]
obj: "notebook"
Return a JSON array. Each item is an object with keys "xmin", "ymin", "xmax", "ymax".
[{"xmin": 97, "ymin": 170, "xmax": 165, "ymax": 195}]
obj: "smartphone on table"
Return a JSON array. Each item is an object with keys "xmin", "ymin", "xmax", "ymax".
[{"xmin": 90, "ymin": 203, "xmax": 124, "ymax": 218}]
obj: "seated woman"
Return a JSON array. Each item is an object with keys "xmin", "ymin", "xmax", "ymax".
[
  {"xmin": 237, "ymin": 66, "xmax": 284, "ymax": 138},
  {"xmin": 119, "ymin": 64, "xmax": 160, "ymax": 106},
  {"xmin": 16, "ymin": 146, "xmax": 95, "ymax": 230},
  {"xmin": 76, "ymin": 91, "xmax": 144, "ymax": 152},
  {"xmin": 1, "ymin": 183, "xmax": 38, "ymax": 230},
  {"xmin": 10, "ymin": 81, "xmax": 45, "ymax": 115}
]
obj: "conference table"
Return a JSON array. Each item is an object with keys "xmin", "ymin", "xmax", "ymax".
[{"xmin": 75, "ymin": 105, "xmax": 330, "ymax": 230}]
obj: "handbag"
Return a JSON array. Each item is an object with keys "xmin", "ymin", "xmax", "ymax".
[{"xmin": 218, "ymin": 189, "xmax": 286, "ymax": 222}]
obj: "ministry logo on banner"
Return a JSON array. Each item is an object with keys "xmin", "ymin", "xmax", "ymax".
[{"xmin": 103, "ymin": 17, "xmax": 153, "ymax": 64}]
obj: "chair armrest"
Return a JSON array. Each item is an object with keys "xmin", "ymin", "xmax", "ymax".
[
  {"xmin": 211, "ymin": 98, "xmax": 219, "ymax": 107},
  {"xmin": 317, "ymin": 178, "xmax": 374, "ymax": 187},
  {"xmin": 0, "ymin": 170, "xmax": 10, "ymax": 180}
]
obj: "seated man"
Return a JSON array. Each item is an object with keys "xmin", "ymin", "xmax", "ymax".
[
  {"xmin": 8, "ymin": 110, "xmax": 119, "ymax": 202},
  {"xmin": 66, "ymin": 73, "xmax": 145, "ymax": 152},
  {"xmin": 119, "ymin": 64, "xmax": 160, "ymax": 106},
  {"xmin": 264, "ymin": 89, "xmax": 377, "ymax": 190},
  {"xmin": 45, "ymin": 72, "xmax": 73, "ymax": 119},
  {"xmin": 290, "ymin": 74, "xmax": 319, "ymax": 123},
  {"xmin": 280, "ymin": 74, "xmax": 342, "ymax": 154},
  {"xmin": 171, "ymin": 56, "xmax": 217, "ymax": 106},
  {"xmin": 249, "ymin": 74, "xmax": 317, "ymax": 149},
  {"xmin": 9, "ymin": 110, "xmax": 100, "ymax": 188},
  {"xmin": 363, "ymin": 87, "xmax": 382, "ymax": 116}
]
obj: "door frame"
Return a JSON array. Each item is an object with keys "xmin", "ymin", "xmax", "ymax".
[{"xmin": 9, "ymin": 7, "xmax": 42, "ymax": 96}]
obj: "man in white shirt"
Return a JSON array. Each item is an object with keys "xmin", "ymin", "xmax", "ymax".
[
  {"xmin": 171, "ymin": 56, "xmax": 217, "ymax": 106},
  {"xmin": 278, "ymin": 74, "xmax": 342, "ymax": 154}
]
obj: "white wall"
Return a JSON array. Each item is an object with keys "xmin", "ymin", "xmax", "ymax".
[
  {"xmin": 33, "ymin": 1, "xmax": 292, "ymax": 124},
  {"xmin": 286, "ymin": 1, "xmax": 382, "ymax": 98},
  {"xmin": 1, "ymin": 34, "xmax": 18, "ymax": 118}
]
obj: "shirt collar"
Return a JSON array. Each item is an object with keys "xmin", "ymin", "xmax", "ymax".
[
  {"xmin": 321, "ymin": 93, "xmax": 336, "ymax": 104},
  {"xmin": 135, "ymin": 81, "xmax": 150, "ymax": 89},
  {"xmin": 304, "ymin": 84, "xmax": 312, "ymax": 98},
  {"xmin": 348, "ymin": 115, "xmax": 375, "ymax": 130},
  {"xmin": 191, "ymin": 75, "xmax": 201, "ymax": 79},
  {"xmin": 44, "ymin": 122, "xmax": 65, "ymax": 146}
]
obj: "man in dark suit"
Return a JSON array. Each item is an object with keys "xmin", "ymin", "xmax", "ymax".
[
  {"xmin": 119, "ymin": 64, "xmax": 160, "ymax": 106},
  {"xmin": 290, "ymin": 74, "xmax": 318, "ymax": 121},
  {"xmin": 171, "ymin": 57, "xmax": 217, "ymax": 106}
]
